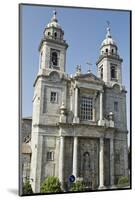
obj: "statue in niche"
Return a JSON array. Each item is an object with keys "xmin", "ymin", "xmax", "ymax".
[{"xmin": 83, "ymin": 152, "xmax": 91, "ymax": 185}]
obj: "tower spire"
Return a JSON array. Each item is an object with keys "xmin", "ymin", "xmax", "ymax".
[
  {"xmin": 51, "ymin": 9, "xmax": 58, "ymax": 22},
  {"xmin": 106, "ymin": 21, "xmax": 111, "ymax": 38}
]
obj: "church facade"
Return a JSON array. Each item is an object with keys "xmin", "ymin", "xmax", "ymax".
[{"xmin": 30, "ymin": 11, "xmax": 129, "ymax": 193}]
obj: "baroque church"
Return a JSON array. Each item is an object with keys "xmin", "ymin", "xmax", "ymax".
[{"xmin": 22, "ymin": 10, "xmax": 129, "ymax": 193}]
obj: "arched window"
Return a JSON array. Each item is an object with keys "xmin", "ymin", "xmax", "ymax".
[
  {"xmin": 48, "ymin": 32, "xmax": 50, "ymax": 36},
  {"xmin": 51, "ymin": 52, "xmax": 58, "ymax": 66},
  {"xmin": 111, "ymin": 49, "xmax": 114, "ymax": 54},
  {"xmin": 105, "ymin": 48, "xmax": 108, "ymax": 53},
  {"xmin": 54, "ymin": 32, "xmax": 57, "ymax": 39}
]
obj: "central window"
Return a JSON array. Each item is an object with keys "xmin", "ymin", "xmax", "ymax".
[
  {"xmin": 50, "ymin": 92, "xmax": 57, "ymax": 103},
  {"xmin": 80, "ymin": 96, "xmax": 93, "ymax": 120}
]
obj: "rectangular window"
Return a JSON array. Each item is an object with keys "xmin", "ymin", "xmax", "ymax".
[
  {"xmin": 114, "ymin": 101, "xmax": 118, "ymax": 112},
  {"xmin": 80, "ymin": 96, "xmax": 93, "ymax": 120},
  {"xmin": 50, "ymin": 92, "xmax": 57, "ymax": 103},
  {"xmin": 47, "ymin": 151, "xmax": 54, "ymax": 161}
]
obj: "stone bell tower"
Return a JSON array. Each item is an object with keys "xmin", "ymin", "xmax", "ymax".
[
  {"xmin": 38, "ymin": 10, "xmax": 68, "ymax": 77},
  {"xmin": 96, "ymin": 25, "xmax": 128, "ymax": 186},
  {"xmin": 96, "ymin": 25, "xmax": 123, "ymax": 85},
  {"xmin": 30, "ymin": 11, "xmax": 68, "ymax": 193}
]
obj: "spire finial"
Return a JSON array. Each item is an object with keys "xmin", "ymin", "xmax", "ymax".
[
  {"xmin": 107, "ymin": 20, "xmax": 110, "ymax": 27},
  {"xmin": 75, "ymin": 65, "xmax": 81, "ymax": 76},
  {"xmin": 51, "ymin": 9, "xmax": 58, "ymax": 22},
  {"xmin": 106, "ymin": 20, "xmax": 111, "ymax": 38},
  {"xmin": 53, "ymin": 9, "xmax": 57, "ymax": 17}
]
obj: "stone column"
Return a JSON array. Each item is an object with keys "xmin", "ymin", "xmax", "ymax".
[
  {"xmin": 74, "ymin": 87, "xmax": 78, "ymax": 118},
  {"xmin": 124, "ymin": 138, "xmax": 129, "ymax": 177},
  {"xmin": 98, "ymin": 91, "xmax": 104, "ymax": 126},
  {"xmin": 73, "ymin": 86, "xmax": 79, "ymax": 123},
  {"xmin": 99, "ymin": 91, "xmax": 103, "ymax": 121},
  {"xmin": 110, "ymin": 138, "xmax": 114, "ymax": 187},
  {"xmin": 72, "ymin": 136, "xmax": 78, "ymax": 178},
  {"xmin": 59, "ymin": 136, "xmax": 64, "ymax": 188},
  {"xmin": 70, "ymin": 88, "xmax": 73, "ymax": 111},
  {"xmin": 99, "ymin": 137, "xmax": 105, "ymax": 188},
  {"xmin": 30, "ymin": 134, "xmax": 43, "ymax": 193}
]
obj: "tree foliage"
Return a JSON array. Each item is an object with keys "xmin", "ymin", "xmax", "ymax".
[
  {"xmin": 40, "ymin": 176, "xmax": 62, "ymax": 193},
  {"xmin": 70, "ymin": 181, "xmax": 85, "ymax": 192},
  {"xmin": 22, "ymin": 180, "xmax": 33, "ymax": 195},
  {"xmin": 117, "ymin": 176, "xmax": 129, "ymax": 187}
]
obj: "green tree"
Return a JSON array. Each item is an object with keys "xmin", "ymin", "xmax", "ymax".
[
  {"xmin": 22, "ymin": 180, "xmax": 33, "ymax": 195},
  {"xmin": 70, "ymin": 181, "xmax": 85, "ymax": 192},
  {"xmin": 40, "ymin": 176, "xmax": 62, "ymax": 193},
  {"xmin": 117, "ymin": 176, "xmax": 129, "ymax": 187}
]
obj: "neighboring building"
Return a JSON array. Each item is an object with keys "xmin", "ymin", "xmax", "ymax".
[
  {"xmin": 28, "ymin": 11, "xmax": 129, "ymax": 193},
  {"xmin": 21, "ymin": 117, "xmax": 32, "ymax": 183}
]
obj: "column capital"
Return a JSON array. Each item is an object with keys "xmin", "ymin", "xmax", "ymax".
[
  {"xmin": 74, "ymin": 85, "xmax": 78, "ymax": 89},
  {"xmin": 100, "ymin": 90, "xmax": 104, "ymax": 93}
]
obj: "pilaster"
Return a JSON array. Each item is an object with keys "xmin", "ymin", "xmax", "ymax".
[
  {"xmin": 73, "ymin": 87, "xmax": 79, "ymax": 123},
  {"xmin": 99, "ymin": 137, "xmax": 105, "ymax": 189},
  {"xmin": 59, "ymin": 135, "xmax": 64, "ymax": 188},
  {"xmin": 72, "ymin": 137, "xmax": 78, "ymax": 179},
  {"xmin": 110, "ymin": 138, "xmax": 115, "ymax": 187},
  {"xmin": 98, "ymin": 91, "xmax": 105, "ymax": 126}
]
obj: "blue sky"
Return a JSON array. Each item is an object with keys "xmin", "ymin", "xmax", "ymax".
[{"xmin": 21, "ymin": 5, "xmax": 130, "ymax": 136}]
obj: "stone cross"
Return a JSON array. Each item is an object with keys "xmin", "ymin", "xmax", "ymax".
[
  {"xmin": 106, "ymin": 20, "xmax": 110, "ymax": 27},
  {"xmin": 86, "ymin": 62, "xmax": 92, "ymax": 73}
]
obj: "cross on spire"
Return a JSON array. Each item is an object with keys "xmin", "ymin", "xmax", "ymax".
[
  {"xmin": 86, "ymin": 62, "xmax": 92, "ymax": 73},
  {"xmin": 53, "ymin": 9, "xmax": 57, "ymax": 17},
  {"xmin": 106, "ymin": 20, "xmax": 111, "ymax": 38},
  {"xmin": 106, "ymin": 20, "xmax": 110, "ymax": 27},
  {"xmin": 51, "ymin": 9, "xmax": 58, "ymax": 22}
]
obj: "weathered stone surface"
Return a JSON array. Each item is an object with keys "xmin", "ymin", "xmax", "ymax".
[{"xmin": 24, "ymin": 12, "xmax": 129, "ymax": 193}]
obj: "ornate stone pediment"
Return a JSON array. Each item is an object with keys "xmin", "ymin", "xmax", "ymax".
[
  {"xmin": 49, "ymin": 71, "xmax": 60, "ymax": 82},
  {"xmin": 113, "ymin": 84, "xmax": 120, "ymax": 92},
  {"xmin": 75, "ymin": 73, "xmax": 104, "ymax": 84}
]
